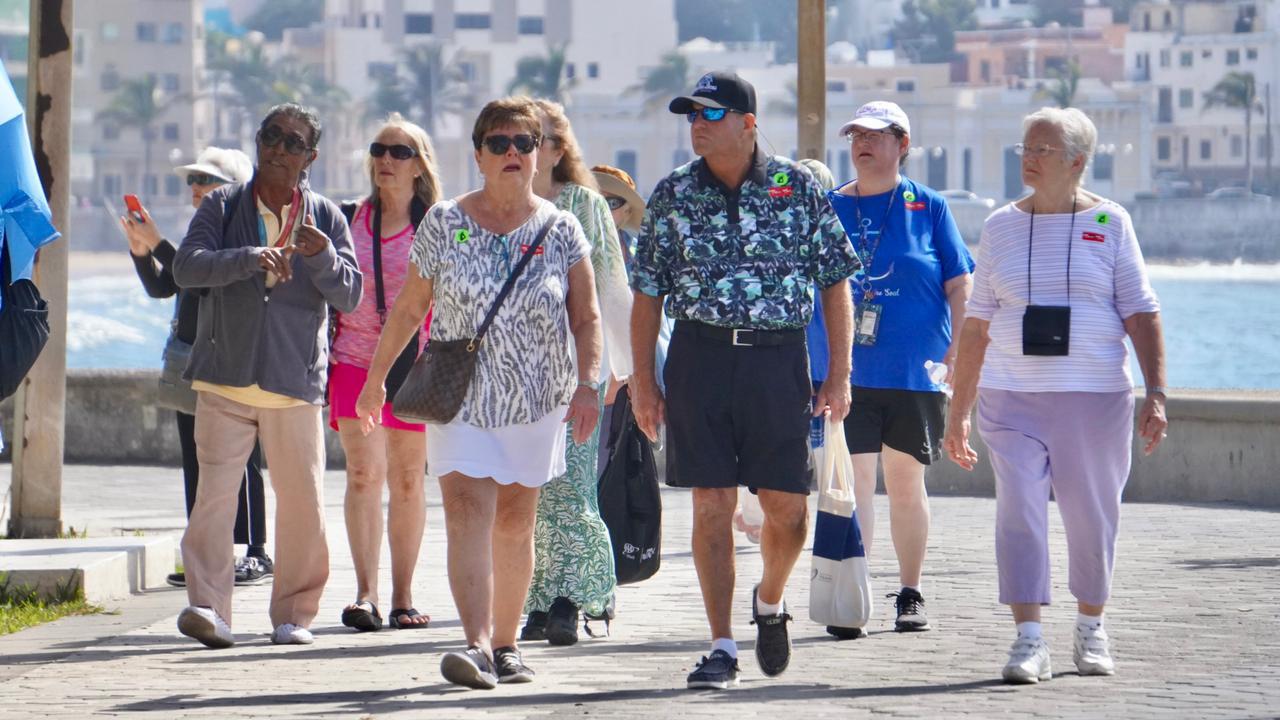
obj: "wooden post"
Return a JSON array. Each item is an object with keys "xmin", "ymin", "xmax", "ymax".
[
  {"xmin": 796, "ymin": 0, "xmax": 826, "ymax": 161},
  {"xmin": 9, "ymin": 0, "xmax": 72, "ymax": 539}
]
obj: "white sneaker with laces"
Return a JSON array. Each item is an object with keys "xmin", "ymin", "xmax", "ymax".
[
  {"xmin": 177, "ymin": 606, "xmax": 234, "ymax": 648},
  {"xmin": 271, "ymin": 623, "xmax": 314, "ymax": 645},
  {"xmin": 1074, "ymin": 624, "xmax": 1116, "ymax": 676},
  {"xmin": 1002, "ymin": 635, "xmax": 1052, "ymax": 684}
]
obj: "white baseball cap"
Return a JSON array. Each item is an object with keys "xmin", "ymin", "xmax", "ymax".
[
  {"xmin": 838, "ymin": 101, "xmax": 911, "ymax": 137},
  {"xmin": 173, "ymin": 146, "xmax": 254, "ymax": 185}
]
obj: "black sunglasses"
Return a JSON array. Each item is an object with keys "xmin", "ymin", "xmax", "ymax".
[
  {"xmin": 481, "ymin": 134, "xmax": 540, "ymax": 155},
  {"xmin": 258, "ymin": 124, "xmax": 312, "ymax": 155},
  {"xmin": 370, "ymin": 142, "xmax": 417, "ymax": 160},
  {"xmin": 604, "ymin": 195, "xmax": 628, "ymax": 211},
  {"xmin": 186, "ymin": 173, "xmax": 223, "ymax": 187}
]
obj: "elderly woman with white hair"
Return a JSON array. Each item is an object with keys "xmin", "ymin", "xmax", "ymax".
[
  {"xmin": 121, "ymin": 147, "xmax": 274, "ymax": 588},
  {"xmin": 943, "ymin": 107, "xmax": 1169, "ymax": 684}
]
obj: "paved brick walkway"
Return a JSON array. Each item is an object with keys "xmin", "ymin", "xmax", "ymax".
[{"xmin": 1, "ymin": 465, "xmax": 1278, "ymax": 718}]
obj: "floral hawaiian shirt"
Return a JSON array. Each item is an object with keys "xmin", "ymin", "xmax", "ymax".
[{"xmin": 631, "ymin": 146, "xmax": 860, "ymax": 330}]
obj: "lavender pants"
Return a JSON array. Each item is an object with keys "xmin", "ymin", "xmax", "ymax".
[{"xmin": 977, "ymin": 389, "xmax": 1134, "ymax": 606}]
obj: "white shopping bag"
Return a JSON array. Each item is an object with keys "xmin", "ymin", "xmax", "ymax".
[
  {"xmin": 808, "ymin": 414, "xmax": 873, "ymax": 629},
  {"xmin": 734, "ymin": 486, "xmax": 763, "ymax": 544}
]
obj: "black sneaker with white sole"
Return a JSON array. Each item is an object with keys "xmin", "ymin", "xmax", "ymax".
[
  {"xmin": 751, "ymin": 585, "xmax": 793, "ymax": 677},
  {"xmin": 440, "ymin": 646, "xmax": 498, "ymax": 690},
  {"xmin": 234, "ymin": 556, "xmax": 273, "ymax": 586},
  {"xmin": 686, "ymin": 649, "xmax": 740, "ymax": 689},
  {"xmin": 889, "ymin": 587, "xmax": 931, "ymax": 632},
  {"xmin": 166, "ymin": 572, "xmax": 186, "ymax": 588},
  {"xmin": 826, "ymin": 625, "xmax": 864, "ymax": 640},
  {"xmin": 520, "ymin": 610, "xmax": 548, "ymax": 642},
  {"xmin": 494, "ymin": 646, "xmax": 535, "ymax": 684}
]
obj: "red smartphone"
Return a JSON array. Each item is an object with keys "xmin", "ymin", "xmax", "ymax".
[{"xmin": 123, "ymin": 194, "xmax": 145, "ymax": 222}]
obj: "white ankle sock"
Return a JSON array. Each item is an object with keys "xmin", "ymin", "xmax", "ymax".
[
  {"xmin": 1016, "ymin": 621, "xmax": 1043, "ymax": 639},
  {"xmin": 1077, "ymin": 612, "xmax": 1103, "ymax": 630},
  {"xmin": 711, "ymin": 637, "xmax": 738, "ymax": 658},
  {"xmin": 756, "ymin": 595, "xmax": 784, "ymax": 616}
]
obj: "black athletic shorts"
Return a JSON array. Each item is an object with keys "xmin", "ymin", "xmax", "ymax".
[
  {"xmin": 843, "ymin": 385, "xmax": 947, "ymax": 465},
  {"xmin": 663, "ymin": 322, "xmax": 813, "ymax": 495}
]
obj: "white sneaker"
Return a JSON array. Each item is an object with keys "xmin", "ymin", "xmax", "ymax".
[
  {"xmin": 177, "ymin": 606, "xmax": 234, "ymax": 649},
  {"xmin": 1002, "ymin": 635, "xmax": 1052, "ymax": 684},
  {"xmin": 1074, "ymin": 624, "xmax": 1116, "ymax": 676},
  {"xmin": 271, "ymin": 623, "xmax": 314, "ymax": 645}
]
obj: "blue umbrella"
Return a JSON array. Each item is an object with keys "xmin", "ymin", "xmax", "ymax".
[{"xmin": 1, "ymin": 58, "xmax": 60, "ymax": 311}]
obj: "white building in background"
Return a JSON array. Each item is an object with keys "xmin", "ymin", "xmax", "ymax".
[
  {"xmin": 973, "ymin": 0, "xmax": 1037, "ymax": 29},
  {"xmin": 1125, "ymin": 0, "xmax": 1280, "ymax": 191}
]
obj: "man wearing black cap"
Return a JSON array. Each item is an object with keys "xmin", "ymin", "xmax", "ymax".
[{"xmin": 629, "ymin": 71, "xmax": 860, "ymax": 689}]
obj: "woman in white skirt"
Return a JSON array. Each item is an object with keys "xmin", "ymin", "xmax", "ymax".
[{"xmin": 356, "ymin": 96, "xmax": 603, "ymax": 690}]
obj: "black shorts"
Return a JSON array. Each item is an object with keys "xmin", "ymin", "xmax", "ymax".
[
  {"xmin": 663, "ymin": 322, "xmax": 813, "ymax": 495},
  {"xmin": 843, "ymin": 385, "xmax": 947, "ymax": 465}
]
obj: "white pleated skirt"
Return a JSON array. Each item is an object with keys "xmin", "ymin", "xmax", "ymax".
[{"xmin": 425, "ymin": 406, "xmax": 569, "ymax": 488}]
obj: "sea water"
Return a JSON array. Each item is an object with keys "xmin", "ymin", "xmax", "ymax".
[{"xmin": 64, "ymin": 262, "xmax": 1280, "ymax": 390}]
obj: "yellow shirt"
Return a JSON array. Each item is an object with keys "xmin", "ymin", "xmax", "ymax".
[{"xmin": 191, "ymin": 194, "xmax": 308, "ymax": 409}]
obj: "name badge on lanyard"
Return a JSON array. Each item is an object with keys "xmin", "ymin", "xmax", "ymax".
[{"xmin": 854, "ymin": 302, "xmax": 882, "ymax": 346}]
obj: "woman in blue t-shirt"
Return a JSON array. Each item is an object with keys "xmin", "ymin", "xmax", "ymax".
[{"xmin": 809, "ymin": 101, "xmax": 975, "ymax": 637}]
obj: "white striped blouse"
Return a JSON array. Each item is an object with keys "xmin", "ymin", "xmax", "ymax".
[{"xmin": 968, "ymin": 199, "xmax": 1160, "ymax": 393}]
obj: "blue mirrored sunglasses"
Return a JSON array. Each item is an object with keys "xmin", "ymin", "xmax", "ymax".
[{"xmin": 686, "ymin": 107, "xmax": 734, "ymax": 123}]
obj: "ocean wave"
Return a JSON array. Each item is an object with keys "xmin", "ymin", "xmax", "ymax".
[{"xmin": 1146, "ymin": 260, "xmax": 1280, "ymax": 281}]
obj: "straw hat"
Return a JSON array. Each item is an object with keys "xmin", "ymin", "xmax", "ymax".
[{"xmin": 591, "ymin": 168, "xmax": 645, "ymax": 232}]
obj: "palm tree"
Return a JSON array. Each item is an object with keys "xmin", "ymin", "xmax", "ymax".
[
  {"xmin": 1204, "ymin": 71, "xmax": 1264, "ymax": 190},
  {"xmin": 1036, "ymin": 60, "xmax": 1081, "ymax": 109},
  {"xmin": 507, "ymin": 45, "xmax": 574, "ymax": 102},
  {"xmin": 400, "ymin": 44, "xmax": 468, "ymax": 137},
  {"xmin": 365, "ymin": 73, "xmax": 410, "ymax": 124},
  {"xmin": 627, "ymin": 51, "xmax": 690, "ymax": 113},
  {"xmin": 98, "ymin": 76, "xmax": 178, "ymax": 202}
]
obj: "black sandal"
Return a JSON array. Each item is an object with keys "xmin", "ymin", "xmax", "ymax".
[
  {"xmin": 341, "ymin": 601, "xmax": 382, "ymax": 632},
  {"xmin": 388, "ymin": 607, "xmax": 430, "ymax": 629}
]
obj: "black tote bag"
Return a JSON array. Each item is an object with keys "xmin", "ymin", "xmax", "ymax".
[
  {"xmin": 0, "ymin": 238, "xmax": 50, "ymax": 401},
  {"xmin": 597, "ymin": 386, "xmax": 662, "ymax": 585}
]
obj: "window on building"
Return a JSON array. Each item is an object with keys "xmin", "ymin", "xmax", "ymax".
[
  {"xmin": 1159, "ymin": 49, "xmax": 1170, "ymax": 67},
  {"xmin": 1179, "ymin": 51, "xmax": 1192, "ymax": 67},
  {"xmin": 457, "ymin": 61, "xmax": 477, "ymax": 82},
  {"xmin": 587, "ymin": 62, "xmax": 599, "ymax": 79},
  {"xmin": 137, "ymin": 22, "xmax": 157, "ymax": 42},
  {"xmin": 455, "ymin": 13, "xmax": 491, "ymax": 30},
  {"xmin": 165, "ymin": 175, "xmax": 181, "ymax": 197},
  {"xmin": 143, "ymin": 174, "xmax": 158, "ymax": 196},
  {"xmin": 368, "ymin": 62, "xmax": 396, "ymax": 81},
  {"xmin": 518, "ymin": 16, "xmax": 544, "ymax": 35},
  {"xmin": 103, "ymin": 174, "xmax": 122, "ymax": 198},
  {"xmin": 1247, "ymin": 48, "xmax": 1258, "ymax": 61},
  {"xmin": 1231, "ymin": 135, "xmax": 1243, "ymax": 157},
  {"xmin": 827, "ymin": 80, "xmax": 847, "ymax": 92},
  {"xmin": 102, "ymin": 123, "xmax": 120, "ymax": 140},
  {"xmin": 1157, "ymin": 137, "xmax": 1171, "ymax": 161},
  {"xmin": 163, "ymin": 22, "xmax": 183, "ymax": 44},
  {"xmin": 1093, "ymin": 153, "xmax": 1114, "ymax": 180},
  {"xmin": 1179, "ymin": 88, "xmax": 1194, "ymax": 108},
  {"xmin": 565, "ymin": 63, "xmax": 576, "ymax": 79},
  {"xmin": 616, "ymin": 150, "xmax": 638, "ymax": 185},
  {"xmin": 163, "ymin": 74, "xmax": 180, "ymax": 92},
  {"xmin": 980, "ymin": 60, "xmax": 991, "ymax": 82},
  {"xmin": 100, "ymin": 66, "xmax": 120, "ymax": 92},
  {"xmin": 1157, "ymin": 86, "xmax": 1172, "ymax": 123},
  {"xmin": 1163, "ymin": 10, "xmax": 1172, "ymax": 28},
  {"xmin": 1200, "ymin": 139, "xmax": 1212, "ymax": 160},
  {"xmin": 1202, "ymin": 49, "xmax": 1212, "ymax": 59},
  {"xmin": 1227, "ymin": 49, "xmax": 1240, "ymax": 65},
  {"xmin": 962, "ymin": 148, "xmax": 972, "ymax": 191},
  {"xmin": 896, "ymin": 79, "xmax": 916, "ymax": 93},
  {"xmin": 1142, "ymin": 12, "xmax": 1151, "ymax": 31},
  {"xmin": 163, "ymin": 123, "xmax": 180, "ymax": 141},
  {"xmin": 101, "ymin": 22, "xmax": 119, "ymax": 40},
  {"xmin": 405, "ymin": 13, "xmax": 432, "ymax": 34}
]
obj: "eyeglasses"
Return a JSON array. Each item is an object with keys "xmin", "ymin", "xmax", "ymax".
[
  {"xmin": 604, "ymin": 195, "xmax": 628, "ymax": 211},
  {"xmin": 686, "ymin": 107, "xmax": 739, "ymax": 123},
  {"xmin": 186, "ymin": 173, "xmax": 223, "ymax": 187},
  {"xmin": 369, "ymin": 142, "xmax": 417, "ymax": 160},
  {"xmin": 481, "ymin": 133, "xmax": 540, "ymax": 155},
  {"xmin": 849, "ymin": 128, "xmax": 897, "ymax": 143},
  {"xmin": 258, "ymin": 124, "xmax": 312, "ymax": 155},
  {"xmin": 1014, "ymin": 143, "xmax": 1062, "ymax": 158}
]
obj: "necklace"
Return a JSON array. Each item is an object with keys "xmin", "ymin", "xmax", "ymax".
[{"xmin": 852, "ymin": 179, "xmax": 900, "ymax": 302}]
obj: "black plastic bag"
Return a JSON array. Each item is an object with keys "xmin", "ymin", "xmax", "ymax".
[
  {"xmin": 597, "ymin": 386, "xmax": 662, "ymax": 585},
  {"xmin": 0, "ymin": 239, "xmax": 50, "ymax": 401}
]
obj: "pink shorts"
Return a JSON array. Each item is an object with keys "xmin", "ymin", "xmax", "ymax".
[{"xmin": 327, "ymin": 361, "xmax": 426, "ymax": 433}]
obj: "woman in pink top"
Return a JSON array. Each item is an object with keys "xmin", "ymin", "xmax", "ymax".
[{"xmin": 330, "ymin": 113, "xmax": 441, "ymax": 631}]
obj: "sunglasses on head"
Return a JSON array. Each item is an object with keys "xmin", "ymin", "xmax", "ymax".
[
  {"xmin": 481, "ymin": 134, "xmax": 540, "ymax": 155},
  {"xmin": 186, "ymin": 173, "xmax": 223, "ymax": 187},
  {"xmin": 370, "ymin": 142, "xmax": 417, "ymax": 160},
  {"xmin": 604, "ymin": 195, "xmax": 628, "ymax": 211},
  {"xmin": 686, "ymin": 107, "xmax": 740, "ymax": 124},
  {"xmin": 258, "ymin": 124, "xmax": 312, "ymax": 155}
]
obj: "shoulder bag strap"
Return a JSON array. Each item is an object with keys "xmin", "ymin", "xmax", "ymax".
[
  {"xmin": 472, "ymin": 214, "xmax": 557, "ymax": 346},
  {"xmin": 371, "ymin": 201, "xmax": 388, "ymax": 324}
]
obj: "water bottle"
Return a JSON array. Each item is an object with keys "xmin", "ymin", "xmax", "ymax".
[
  {"xmin": 924, "ymin": 360, "xmax": 952, "ymax": 397},
  {"xmin": 809, "ymin": 403, "xmax": 825, "ymax": 449}
]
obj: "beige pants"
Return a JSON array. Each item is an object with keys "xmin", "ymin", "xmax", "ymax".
[{"xmin": 182, "ymin": 391, "xmax": 329, "ymax": 627}]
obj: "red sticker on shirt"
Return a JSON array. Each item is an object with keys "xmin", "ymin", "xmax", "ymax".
[
  {"xmin": 905, "ymin": 201, "xmax": 926, "ymax": 211},
  {"xmin": 1082, "ymin": 231, "xmax": 1105, "ymax": 243},
  {"xmin": 768, "ymin": 186, "xmax": 794, "ymax": 198},
  {"xmin": 520, "ymin": 244, "xmax": 545, "ymax": 255}
]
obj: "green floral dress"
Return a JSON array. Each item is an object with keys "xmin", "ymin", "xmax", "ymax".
[{"xmin": 525, "ymin": 183, "xmax": 633, "ymax": 618}]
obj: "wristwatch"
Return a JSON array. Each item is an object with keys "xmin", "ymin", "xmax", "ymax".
[
  {"xmin": 1146, "ymin": 386, "xmax": 1168, "ymax": 397},
  {"xmin": 578, "ymin": 379, "xmax": 601, "ymax": 392}
]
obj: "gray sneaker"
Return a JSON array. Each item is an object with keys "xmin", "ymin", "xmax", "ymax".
[
  {"xmin": 686, "ymin": 649, "xmax": 740, "ymax": 690},
  {"xmin": 494, "ymin": 646, "xmax": 535, "ymax": 684},
  {"xmin": 441, "ymin": 647, "xmax": 498, "ymax": 690},
  {"xmin": 234, "ymin": 556, "xmax": 273, "ymax": 586}
]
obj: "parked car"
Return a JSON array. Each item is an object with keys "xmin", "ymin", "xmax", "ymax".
[
  {"xmin": 938, "ymin": 189, "xmax": 996, "ymax": 209},
  {"xmin": 1206, "ymin": 186, "xmax": 1271, "ymax": 203}
]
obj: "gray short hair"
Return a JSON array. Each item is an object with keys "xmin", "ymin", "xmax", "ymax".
[
  {"xmin": 260, "ymin": 103, "xmax": 323, "ymax": 148},
  {"xmin": 1022, "ymin": 107, "xmax": 1097, "ymax": 169}
]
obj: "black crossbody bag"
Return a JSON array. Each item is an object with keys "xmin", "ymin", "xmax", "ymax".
[{"xmin": 1022, "ymin": 201, "xmax": 1075, "ymax": 357}]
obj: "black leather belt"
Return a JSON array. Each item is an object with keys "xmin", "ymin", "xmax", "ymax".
[{"xmin": 675, "ymin": 321, "xmax": 806, "ymax": 347}]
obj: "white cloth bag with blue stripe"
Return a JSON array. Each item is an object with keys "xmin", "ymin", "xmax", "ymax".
[{"xmin": 808, "ymin": 415, "xmax": 872, "ymax": 629}]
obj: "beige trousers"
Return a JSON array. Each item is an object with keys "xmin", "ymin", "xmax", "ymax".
[{"xmin": 182, "ymin": 391, "xmax": 329, "ymax": 627}]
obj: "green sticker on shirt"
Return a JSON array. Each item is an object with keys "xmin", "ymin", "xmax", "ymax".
[
  {"xmin": 773, "ymin": 172, "xmax": 790, "ymax": 186},
  {"xmin": 903, "ymin": 190, "xmax": 917, "ymax": 202},
  {"xmin": 454, "ymin": 228, "xmax": 470, "ymax": 244},
  {"xmin": 1095, "ymin": 212, "xmax": 1110, "ymax": 225}
]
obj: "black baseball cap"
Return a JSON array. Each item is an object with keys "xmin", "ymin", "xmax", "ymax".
[{"xmin": 669, "ymin": 71, "xmax": 757, "ymax": 115}]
